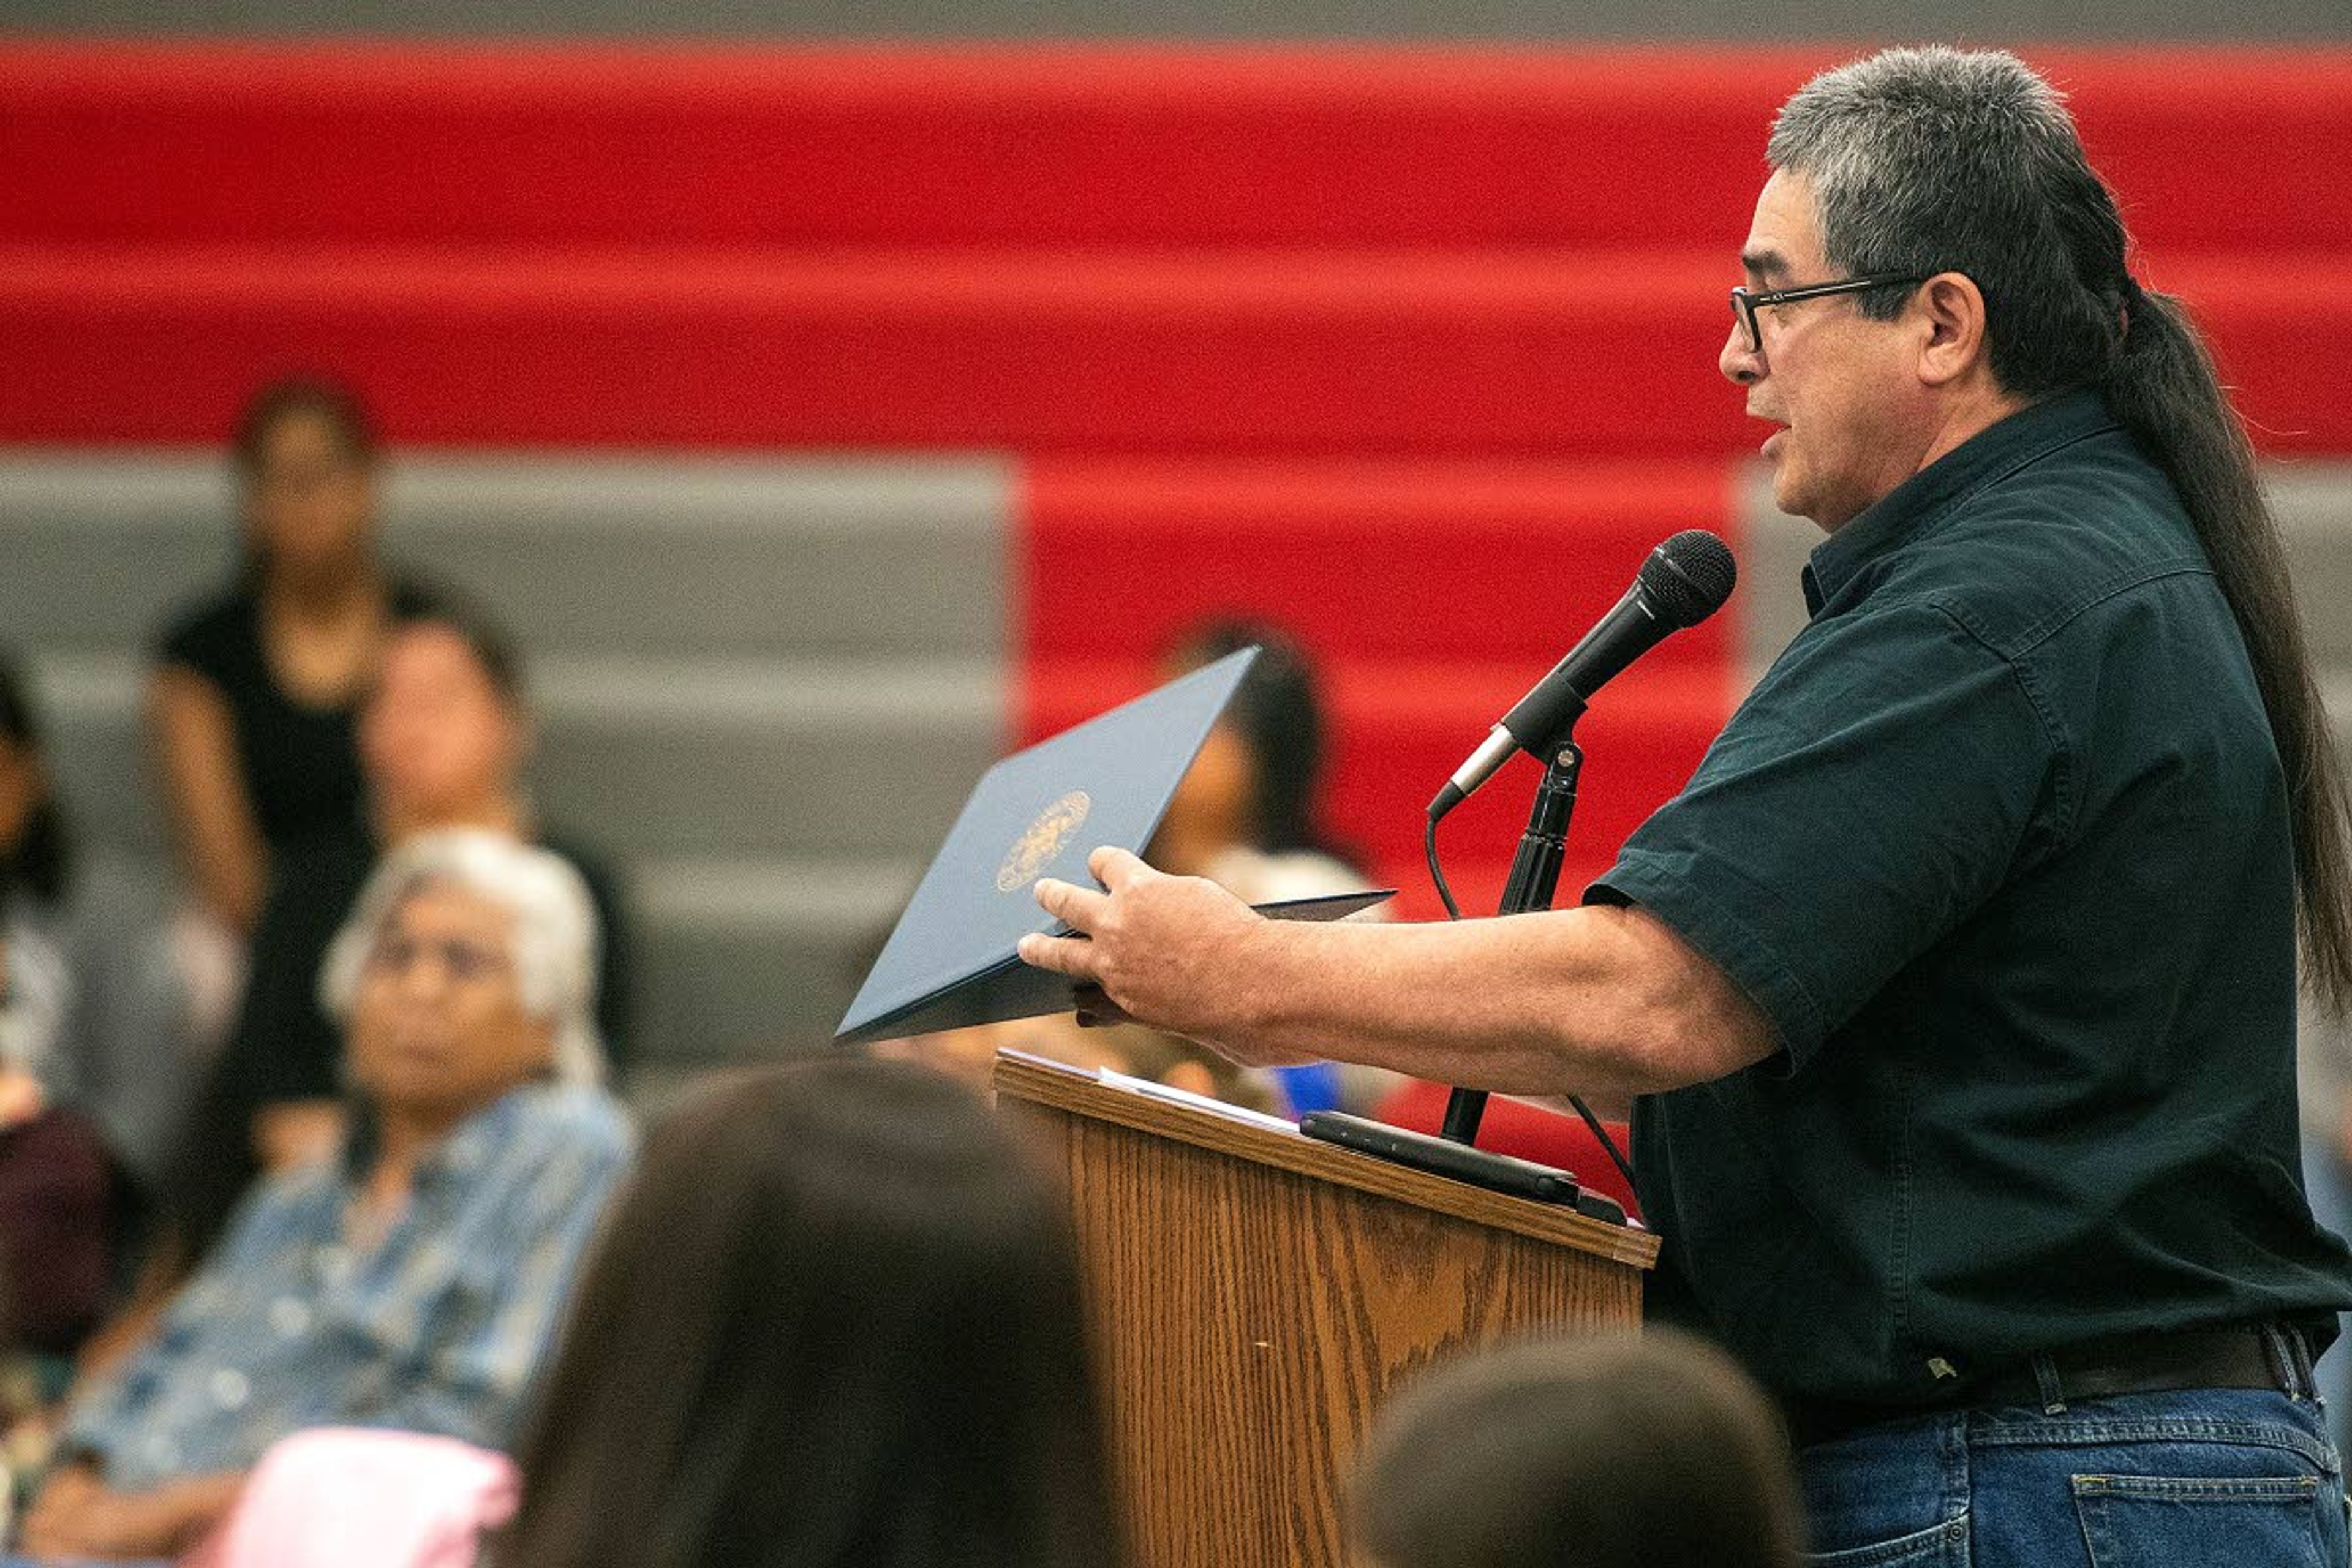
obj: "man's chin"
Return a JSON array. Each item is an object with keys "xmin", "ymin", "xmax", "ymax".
[{"xmin": 1769, "ymin": 465, "xmax": 1809, "ymax": 520}]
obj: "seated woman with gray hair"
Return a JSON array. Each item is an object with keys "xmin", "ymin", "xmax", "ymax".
[{"xmin": 14, "ymin": 831, "xmax": 633, "ymax": 1564}]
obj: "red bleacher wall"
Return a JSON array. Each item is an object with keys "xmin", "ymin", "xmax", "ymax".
[
  {"xmin": 4, "ymin": 42, "xmax": 2342, "ymax": 254},
  {"xmin": 4, "ymin": 40, "xmax": 2345, "ymax": 917}
]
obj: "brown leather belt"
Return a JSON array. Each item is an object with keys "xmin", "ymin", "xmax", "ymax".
[{"xmin": 1783, "ymin": 1323, "xmax": 2308, "ymax": 1451}]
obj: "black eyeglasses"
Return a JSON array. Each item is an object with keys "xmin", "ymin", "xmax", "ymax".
[{"xmin": 1729, "ymin": 274, "xmax": 1928, "ymax": 355}]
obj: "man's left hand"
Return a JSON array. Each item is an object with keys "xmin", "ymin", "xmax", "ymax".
[{"xmin": 1018, "ymin": 846, "xmax": 1287, "ymax": 1058}]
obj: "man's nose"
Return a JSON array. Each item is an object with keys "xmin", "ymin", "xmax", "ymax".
[{"xmin": 1720, "ymin": 320, "xmax": 1763, "ymax": 386}]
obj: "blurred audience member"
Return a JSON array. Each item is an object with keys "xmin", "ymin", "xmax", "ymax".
[
  {"xmin": 0, "ymin": 657, "xmax": 74, "ymax": 1103},
  {"xmin": 1152, "ymin": 619, "xmax": 1387, "ymax": 1115},
  {"xmin": 489, "ymin": 1055, "xmax": 1118, "ymax": 1568},
  {"xmin": 146, "ymin": 375, "xmax": 441, "ymax": 1039},
  {"xmin": 167, "ymin": 597, "xmax": 633, "ymax": 1273},
  {"xmin": 1, "ymin": 646, "xmax": 216, "ymax": 1240},
  {"xmin": 18, "ymin": 833, "xmax": 631, "ymax": 1563},
  {"xmin": 0, "ymin": 656, "xmax": 111, "ymax": 1365},
  {"xmin": 1152, "ymin": 619, "xmax": 1359, "ymax": 903},
  {"xmin": 1352, "ymin": 1330, "xmax": 1807, "ymax": 1568},
  {"xmin": 358, "ymin": 600, "xmax": 631, "ymax": 1072}
]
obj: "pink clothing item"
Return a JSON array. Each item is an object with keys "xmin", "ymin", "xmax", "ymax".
[{"xmin": 184, "ymin": 1428, "xmax": 519, "ymax": 1568}]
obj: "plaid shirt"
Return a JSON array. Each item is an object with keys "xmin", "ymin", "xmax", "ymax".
[{"xmin": 66, "ymin": 1082, "xmax": 633, "ymax": 1491}]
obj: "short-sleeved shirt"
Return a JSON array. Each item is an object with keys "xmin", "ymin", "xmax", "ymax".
[
  {"xmin": 1590, "ymin": 390, "xmax": 2352, "ymax": 1406},
  {"xmin": 155, "ymin": 577, "xmax": 442, "ymax": 855},
  {"xmin": 64, "ymin": 1082, "xmax": 633, "ymax": 1491}
]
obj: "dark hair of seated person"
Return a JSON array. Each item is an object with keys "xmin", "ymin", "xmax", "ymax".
[
  {"xmin": 494, "ymin": 1055, "xmax": 1123, "ymax": 1568},
  {"xmin": 1351, "ymin": 1329, "xmax": 1807, "ymax": 1568},
  {"xmin": 1163, "ymin": 617, "xmax": 1333, "ymax": 858},
  {"xmin": 390, "ymin": 587, "xmax": 527, "ymax": 710},
  {"xmin": 231, "ymin": 374, "xmax": 379, "ymax": 475}
]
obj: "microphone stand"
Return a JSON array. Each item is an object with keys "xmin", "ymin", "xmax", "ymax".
[{"xmin": 1437, "ymin": 737, "xmax": 1583, "ymax": 1146}]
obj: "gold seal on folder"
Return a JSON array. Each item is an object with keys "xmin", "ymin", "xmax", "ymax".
[{"xmin": 997, "ymin": 790, "xmax": 1092, "ymax": 893}]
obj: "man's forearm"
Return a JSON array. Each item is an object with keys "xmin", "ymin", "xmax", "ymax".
[
  {"xmin": 1023, "ymin": 850, "xmax": 1777, "ymax": 1101},
  {"xmin": 1212, "ymin": 903, "xmax": 1774, "ymax": 1099}
]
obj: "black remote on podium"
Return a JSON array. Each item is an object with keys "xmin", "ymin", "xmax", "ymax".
[{"xmin": 1299, "ymin": 1111, "xmax": 1627, "ymax": 1226}]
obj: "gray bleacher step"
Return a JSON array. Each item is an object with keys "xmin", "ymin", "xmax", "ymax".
[
  {"xmin": 528, "ymin": 654, "xmax": 1008, "ymax": 859},
  {"xmin": 0, "ymin": 450, "xmax": 1012, "ymax": 658},
  {"xmin": 2282, "ymin": 475, "xmax": 2352, "ymax": 669},
  {"xmin": 28, "ymin": 651, "xmax": 1008, "ymax": 861},
  {"xmin": 631, "ymin": 855, "xmax": 929, "ymax": 1062}
]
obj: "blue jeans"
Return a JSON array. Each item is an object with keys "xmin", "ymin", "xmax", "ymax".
[{"xmin": 1798, "ymin": 1376, "xmax": 2350, "ymax": 1564}]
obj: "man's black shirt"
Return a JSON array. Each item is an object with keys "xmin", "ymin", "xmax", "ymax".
[{"xmin": 1591, "ymin": 390, "xmax": 2352, "ymax": 1404}]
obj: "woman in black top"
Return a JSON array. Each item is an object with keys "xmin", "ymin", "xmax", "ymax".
[{"xmin": 147, "ymin": 377, "xmax": 439, "ymax": 938}]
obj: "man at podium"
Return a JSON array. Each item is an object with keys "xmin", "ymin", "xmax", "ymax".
[{"xmin": 1020, "ymin": 46, "xmax": 2352, "ymax": 1567}]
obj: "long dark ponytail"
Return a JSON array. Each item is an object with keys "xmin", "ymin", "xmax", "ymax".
[{"xmin": 2100, "ymin": 288, "xmax": 2352, "ymax": 1012}]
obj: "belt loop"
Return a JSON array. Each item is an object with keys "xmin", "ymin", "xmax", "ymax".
[
  {"xmin": 2032, "ymin": 1351, "xmax": 2067, "ymax": 1415},
  {"xmin": 2258, "ymin": 1325, "xmax": 2295, "ymax": 1401},
  {"xmin": 2276, "ymin": 1323, "xmax": 2317, "ymax": 1401}
]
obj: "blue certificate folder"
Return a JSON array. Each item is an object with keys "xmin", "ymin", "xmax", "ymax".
[{"xmin": 836, "ymin": 647, "xmax": 1393, "ymax": 1046}]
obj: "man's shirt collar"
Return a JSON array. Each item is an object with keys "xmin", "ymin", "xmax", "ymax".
[{"xmin": 1802, "ymin": 389, "xmax": 2120, "ymax": 614}]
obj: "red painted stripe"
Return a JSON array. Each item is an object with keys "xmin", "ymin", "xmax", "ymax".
[
  {"xmin": 2, "ymin": 246, "xmax": 2339, "ymax": 454},
  {"xmin": 1017, "ymin": 457, "xmax": 1740, "ymax": 664},
  {"xmin": 0, "ymin": 244, "xmax": 1749, "ymax": 453},
  {"xmin": 2, "ymin": 42, "xmax": 2341, "ymax": 252}
]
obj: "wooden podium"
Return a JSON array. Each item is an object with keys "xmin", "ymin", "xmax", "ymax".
[{"xmin": 995, "ymin": 1050, "xmax": 1659, "ymax": 1568}]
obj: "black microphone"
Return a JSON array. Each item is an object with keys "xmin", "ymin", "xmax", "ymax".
[{"xmin": 1428, "ymin": 529, "xmax": 1737, "ymax": 822}]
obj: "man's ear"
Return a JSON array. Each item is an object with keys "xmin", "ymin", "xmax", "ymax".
[{"xmin": 1915, "ymin": 271, "xmax": 1991, "ymax": 389}]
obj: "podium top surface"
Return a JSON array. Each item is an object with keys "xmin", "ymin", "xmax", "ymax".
[{"xmin": 994, "ymin": 1050, "xmax": 1659, "ymax": 1269}]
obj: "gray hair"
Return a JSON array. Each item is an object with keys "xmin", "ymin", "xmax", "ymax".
[
  {"xmin": 1767, "ymin": 47, "xmax": 2127, "ymax": 401},
  {"xmin": 320, "ymin": 829, "xmax": 605, "ymax": 1086}
]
